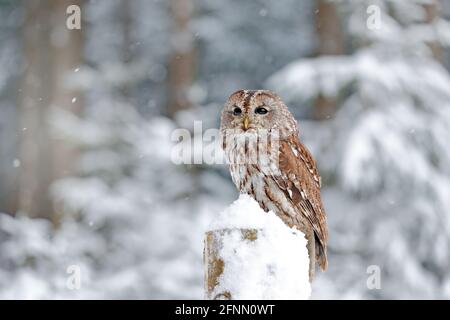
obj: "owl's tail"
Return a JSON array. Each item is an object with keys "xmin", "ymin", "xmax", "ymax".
[{"xmin": 315, "ymin": 236, "xmax": 328, "ymax": 271}]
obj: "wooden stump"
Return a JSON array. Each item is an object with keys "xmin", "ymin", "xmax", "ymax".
[{"xmin": 203, "ymin": 228, "xmax": 258, "ymax": 300}]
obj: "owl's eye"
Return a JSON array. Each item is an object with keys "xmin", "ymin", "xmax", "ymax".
[
  {"xmin": 232, "ymin": 106, "xmax": 242, "ymax": 116},
  {"xmin": 255, "ymin": 106, "xmax": 268, "ymax": 115}
]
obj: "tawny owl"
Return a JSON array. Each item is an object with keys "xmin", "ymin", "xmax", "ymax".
[{"xmin": 220, "ymin": 89, "xmax": 328, "ymax": 281}]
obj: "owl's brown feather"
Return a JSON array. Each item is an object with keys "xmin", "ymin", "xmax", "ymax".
[{"xmin": 276, "ymin": 136, "xmax": 328, "ymax": 271}]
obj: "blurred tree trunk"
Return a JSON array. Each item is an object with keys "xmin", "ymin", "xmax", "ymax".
[
  {"xmin": 0, "ymin": 2, "xmax": 21, "ymax": 214},
  {"xmin": 424, "ymin": 0, "xmax": 443, "ymax": 61},
  {"xmin": 120, "ymin": 0, "xmax": 132, "ymax": 98},
  {"xmin": 18, "ymin": 0, "xmax": 53, "ymax": 219},
  {"xmin": 0, "ymin": 105, "xmax": 19, "ymax": 215},
  {"xmin": 314, "ymin": 0, "xmax": 344, "ymax": 120},
  {"xmin": 167, "ymin": 0, "xmax": 196, "ymax": 118},
  {"xmin": 18, "ymin": 0, "xmax": 84, "ymax": 222}
]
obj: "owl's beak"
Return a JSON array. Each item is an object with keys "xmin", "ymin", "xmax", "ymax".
[{"xmin": 243, "ymin": 115, "xmax": 250, "ymax": 131}]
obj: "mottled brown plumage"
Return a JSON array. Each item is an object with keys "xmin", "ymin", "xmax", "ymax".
[{"xmin": 220, "ymin": 89, "xmax": 328, "ymax": 280}]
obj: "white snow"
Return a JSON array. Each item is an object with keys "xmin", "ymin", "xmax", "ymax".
[
  {"xmin": 12, "ymin": 159, "xmax": 21, "ymax": 168},
  {"xmin": 208, "ymin": 194, "xmax": 311, "ymax": 300}
]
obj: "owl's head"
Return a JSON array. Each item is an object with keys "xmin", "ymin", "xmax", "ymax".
[{"xmin": 220, "ymin": 89, "xmax": 298, "ymax": 139}]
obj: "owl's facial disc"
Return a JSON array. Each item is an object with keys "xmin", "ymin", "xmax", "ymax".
[
  {"xmin": 226, "ymin": 101, "xmax": 271, "ymax": 134},
  {"xmin": 232, "ymin": 105, "xmax": 271, "ymax": 132},
  {"xmin": 221, "ymin": 89, "xmax": 299, "ymax": 141}
]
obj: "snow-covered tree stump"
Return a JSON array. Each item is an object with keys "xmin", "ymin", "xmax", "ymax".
[
  {"xmin": 204, "ymin": 195, "xmax": 311, "ymax": 300},
  {"xmin": 204, "ymin": 228, "xmax": 258, "ymax": 299}
]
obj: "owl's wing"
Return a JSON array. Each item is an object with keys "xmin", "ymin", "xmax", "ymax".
[{"xmin": 271, "ymin": 135, "xmax": 328, "ymax": 270}]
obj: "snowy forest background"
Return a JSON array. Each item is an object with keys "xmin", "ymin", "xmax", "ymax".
[{"xmin": 1, "ymin": 0, "xmax": 450, "ymax": 299}]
